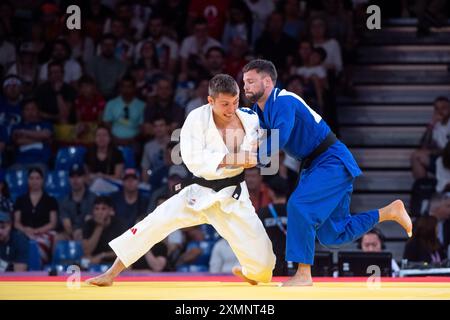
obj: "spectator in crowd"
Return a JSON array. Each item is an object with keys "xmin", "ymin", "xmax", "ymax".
[
  {"xmin": 86, "ymin": 34, "xmax": 127, "ymax": 99},
  {"xmin": 358, "ymin": 228, "xmax": 400, "ymax": 275},
  {"xmin": 221, "ymin": 0, "xmax": 252, "ymax": 52},
  {"xmin": 429, "ymin": 194, "xmax": 450, "ymax": 252},
  {"xmin": 103, "ymin": 1, "xmax": 145, "ymax": 42},
  {"xmin": 85, "ymin": 124, "xmax": 125, "ymax": 184},
  {"xmin": 141, "ymin": 116, "xmax": 171, "ymax": 179},
  {"xmin": 202, "ymin": 46, "xmax": 226, "ymax": 78},
  {"xmin": 245, "ymin": 167, "xmax": 272, "ymax": 213},
  {"xmin": 82, "ymin": 196, "xmax": 127, "ymax": 266},
  {"xmin": 404, "ymin": 215, "xmax": 447, "ymax": 264},
  {"xmin": 135, "ymin": 40, "xmax": 162, "ymax": 84},
  {"xmin": 145, "ymin": 141, "xmax": 183, "ymax": 190},
  {"xmin": 39, "ymin": 39, "xmax": 82, "ymax": 86},
  {"xmin": 74, "ymin": 75, "xmax": 106, "ymax": 145},
  {"xmin": 255, "ymin": 11, "xmax": 297, "ymax": 73},
  {"xmin": 38, "ymin": 3, "xmax": 64, "ymax": 43},
  {"xmin": 282, "ymin": 0, "xmax": 307, "ymax": 40},
  {"xmin": 185, "ymin": 78, "xmax": 209, "ymax": 117},
  {"xmin": 29, "ymin": 22, "xmax": 50, "ymax": 65},
  {"xmin": 179, "ymin": 17, "xmax": 222, "ymax": 76},
  {"xmin": 0, "ymin": 75, "xmax": 24, "ymax": 136},
  {"xmin": 10, "ymin": 99, "xmax": 53, "ymax": 172},
  {"xmin": 147, "ymin": 164, "xmax": 189, "ymax": 213},
  {"xmin": 0, "ymin": 22, "xmax": 16, "ymax": 74},
  {"xmin": 6, "ymin": 43, "xmax": 40, "ymax": 94},
  {"xmin": 144, "ymin": 77, "xmax": 184, "ymax": 132},
  {"xmin": 104, "ymin": 17, "xmax": 135, "ymax": 64},
  {"xmin": 35, "ymin": 61, "xmax": 77, "ymax": 126},
  {"xmin": 64, "ymin": 29, "xmax": 95, "ymax": 67},
  {"xmin": 59, "ymin": 165, "xmax": 96, "ymax": 241},
  {"xmin": 243, "ymin": 0, "xmax": 275, "ymax": 46},
  {"xmin": 209, "ymin": 237, "xmax": 240, "ymax": 274},
  {"xmin": 83, "ymin": 0, "xmax": 114, "ymax": 42},
  {"xmin": 0, "ymin": 130, "xmax": 6, "ymax": 167},
  {"xmin": 0, "ymin": 211, "xmax": 29, "ymax": 272},
  {"xmin": 103, "ymin": 76, "xmax": 145, "ymax": 146},
  {"xmin": 258, "ymin": 175, "xmax": 289, "ymax": 276},
  {"xmin": 176, "ymin": 226, "xmax": 215, "ymax": 272},
  {"xmin": 136, "ymin": 15, "xmax": 179, "ymax": 74},
  {"xmin": 309, "ymin": 16, "xmax": 343, "ymax": 76},
  {"xmin": 411, "ymin": 96, "xmax": 450, "ymax": 180},
  {"xmin": 111, "ymin": 168, "xmax": 149, "ymax": 229},
  {"xmin": 13, "ymin": 167, "xmax": 58, "ymax": 264},
  {"xmin": 436, "ymin": 141, "xmax": 450, "ymax": 193},
  {"xmin": 0, "ymin": 171, "xmax": 13, "ymax": 214},
  {"xmin": 224, "ymin": 37, "xmax": 249, "ymax": 83},
  {"xmin": 187, "ymin": 0, "xmax": 230, "ymax": 40}
]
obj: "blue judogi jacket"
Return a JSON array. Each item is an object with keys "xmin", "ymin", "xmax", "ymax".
[{"xmin": 252, "ymin": 88, "xmax": 362, "ymax": 178}]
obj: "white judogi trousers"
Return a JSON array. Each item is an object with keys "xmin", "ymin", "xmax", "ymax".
[{"xmin": 109, "ymin": 182, "xmax": 276, "ymax": 283}]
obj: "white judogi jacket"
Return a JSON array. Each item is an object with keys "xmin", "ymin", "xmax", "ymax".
[{"xmin": 179, "ymin": 104, "xmax": 259, "ymax": 213}]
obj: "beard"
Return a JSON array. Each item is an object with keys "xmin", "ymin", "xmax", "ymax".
[{"xmin": 245, "ymin": 89, "xmax": 264, "ymax": 104}]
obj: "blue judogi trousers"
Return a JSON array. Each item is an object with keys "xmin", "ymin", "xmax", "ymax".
[{"xmin": 285, "ymin": 154, "xmax": 379, "ymax": 265}]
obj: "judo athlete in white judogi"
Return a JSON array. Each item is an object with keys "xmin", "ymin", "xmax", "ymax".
[{"xmin": 86, "ymin": 74, "xmax": 276, "ymax": 286}]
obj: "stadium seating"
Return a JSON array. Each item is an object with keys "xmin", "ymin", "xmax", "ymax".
[
  {"xmin": 118, "ymin": 146, "xmax": 136, "ymax": 169},
  {"xmin": 5, "ymin": 169, "xmax": 28, "ymax": 202},
  {"xmin": 51, "ymin": 240, "xmax": 84, "ymax": 267},
  {"xmin": 28, "ymin": 240, "xmax": 42, "ymax": 271},
  {"xmin": 45, "ymin": 170, "xmax": 71, "ymax": 199},
  {"xmin": 54, "ymin": 146, "xmax": 86, "ymax": 171}
]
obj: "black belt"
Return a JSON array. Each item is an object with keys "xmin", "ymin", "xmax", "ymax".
[
  {"xmin": 173, "ymin": 171, "xmax": 245, "ymax": 200},
  {"xmin": 299, "ymin": 132, "xmax": 338, "ymax": 171}
]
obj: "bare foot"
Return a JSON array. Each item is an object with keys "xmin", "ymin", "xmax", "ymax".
[
  {"xmin": 379, "ymin": 200, "xmax": 413, "ymax": 237},
  {"xmin": 232, "ymin": 266, "xmax": 258, "ymax": 285},
  {"xmin": 85, "ymin": 273, "xmax": 114, "ymax": 287},
  {"xmin": 282, "ymin": 274, "xmax": 313, "ymax": 287}
]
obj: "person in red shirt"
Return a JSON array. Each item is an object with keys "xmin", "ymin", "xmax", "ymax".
[{"xmin": 74, "ymin": 75, "xmax": 106, "ymax": 145}]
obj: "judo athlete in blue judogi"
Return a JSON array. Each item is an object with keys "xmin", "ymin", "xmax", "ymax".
[{"xmin": 242, "ymin": 59, "xmax": 413, "ymax": 286}]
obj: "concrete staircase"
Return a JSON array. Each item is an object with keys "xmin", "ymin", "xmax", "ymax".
[{"xmin": 337, "ymin": 18, "xmax": 450, "ymax": 254}]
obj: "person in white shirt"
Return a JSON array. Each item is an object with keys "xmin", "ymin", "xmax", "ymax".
[
  {"xmin": 86, "ymin": 74, "xmax": 275, "ymax": 287},
  {"xmin": 209, "ymin": 238, "xmax": 240, "ymax": 273},
  {"xmin": 411, "ymin": 96, "xmax": 450, "ymax": 180},
  {"xmin": 179, "ymin": 18, "xmax": 222, "ymax": 75},
  {"xmin": 436, "ymin": 142, "xmax": 450, "ymax": 193}
]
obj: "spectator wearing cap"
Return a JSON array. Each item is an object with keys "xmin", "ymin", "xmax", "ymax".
[
  {"xmin": 58, "ymin": 165, "xmax": 96, "ymax": 241},
  {"xmin": 257, "ymin": 175, "xmax": 289, "ymax": 276},
  {"xmin": 38, "ymin": 39, "xmax": 82, "ymax": 86},
  {"xmin": 85, "ymin": 34, "xmax": 127, "ymax": 99},
  {"xmin": 13, "ymin": 167, "xmax": 58, "ymax": 264},
  {"xmin": 82, "ymin": 196, "xmax": 127, "ymax": 265},
  {"xmin": 6, "ymin": 43, "xmax": 39, "ymax": 95},
  {"xmin": 10, "ymin": 98, "xmax": 53, "ymax": 172},
  {"xmin": 0, "ymin": 75, "xmax": 24, "ymax": 138},
  {"xmin": 111, "ymin": 168, "xmax": 149, "ymax": 229},
  {"xmin": 147, "ymin": 164, "xmax": 189, "ymax": 213},
  {"xmin": 0, "ymin": 211, "xmax": 29, "ymax": 272},
  {"xmin": 141, "ymin": 116, "xmax": 171, "ymax": 180}
]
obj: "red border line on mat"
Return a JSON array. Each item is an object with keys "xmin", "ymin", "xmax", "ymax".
[{"xmin": 1, "ymin": 276, "xmax": 450, "ymax": 282}]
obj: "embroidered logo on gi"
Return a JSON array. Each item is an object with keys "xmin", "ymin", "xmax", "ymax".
[
  {"xmin": 130, "ymin": 228, "xmax": 137, "ymax": 235},
  {"xmin": 239, "ymin": 107, "xmax": 255, "ymax": 115},
  {"xmin": 188, "ymin": 198, "xmax": 196, "ymax": 205},
  {"xmin": 174, "ymin": 183, "xmax": 182, "ymax": 192}
]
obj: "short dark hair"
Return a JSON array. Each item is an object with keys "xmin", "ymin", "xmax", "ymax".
[
  {"xmin": 48, "ymin": 61, "xmax": 64, "ymax": 72},
  {"xmin": 206, "ymin": 46, "xmax": 225, "ymax": 58},
  {"xmin": 434, "ymin": 96, "xmax": 450, "ymax": 105},
  {"xmin": 120, "ymin": 75, "xmax": 136, "ymax": 87},
  {"xmin": 78, "ymin": 75, "xmax": 96, "ymax": 86},
  {"xmin": 242, "ymin": 59, "xmax": 278, "ymax": 82},
  {"xmin": 208, "ymin": 74, "xmax": 239, "ymax": 98},
  {"xmin": 22, "ymin": 97, "xmax": 38, "ymax": 109},
  {"xmin": 101, "ymin": 33, "xmax": 117, "ymax": 44},
  {"xmin": 94, "ymin": 195, "xmax": 113, "ymax": 208},
  {"xmin": 28, "ymin": 167, "xmax": 44, "ymax": 178}
]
